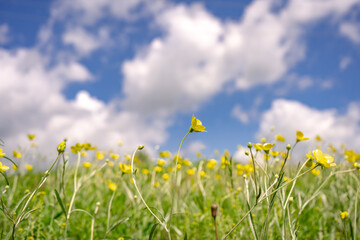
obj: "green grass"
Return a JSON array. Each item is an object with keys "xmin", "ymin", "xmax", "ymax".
[{"xmin": 1, "ymin": 134, "xmax": 360, "ymax": 239}]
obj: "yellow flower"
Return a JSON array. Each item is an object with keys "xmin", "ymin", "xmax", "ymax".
[
  {"xmin": 96, "ymin": 151, "xmax": 105, "ymax": 160},
  {"xmin": 27, "ymin": 134, "xmax": 36, "ymax": 141},
  {"xmin": 57, "ymin": 141, "xmax": 67, "ymax": 153},
  {"xmin": 275, "ymin": 134, "xmax": 286, "ymax": 142},
  {"xmin": 81, "ymin": 151, "xmax": 87, "ymax": 157},
  {"xmin": 162, "ymin": 173, "xmax": 170, "ymax": 180},
  {"xmin": 118, "ymin": 141, "xmax": 123, "ymax": 146},
  {"xmin": 110, "ymin": 153, "xmax": 119, "ymax": 160},
  {"xmin": 311, "ymin": 169, "xmax": 320, "ymax": 176},
  {"xmin": 189, "ymin": 114, "xmax": 207, "ymax": 133},
  {"xmin": 119, "ymin": 163, "xmax": 132, "ymax": 173},
  {"xmin": 25, "ymin": 164, "xmax": 33, "ymax": 171},
  {"xmin": 254, "ymin": 143, "xmax": 263, "ymax": 151},
  {"xmin": 313, "ymin": 149, "xmax": 336, "ymax": 168},
  {"xmin": 183, "ymin": 159, "xmax": 192, "ymax": 166},
  {"xmin": 270, "ymin": 150, "xmax": 279, "ymax": 157},
  {"xmin": 157, "ymin": 158, "xmax": 166, "ymax": 166},
  {"xmin": 13, "ymin": 150, "xmax": 22, "ymax": 158},
  {"xmin": 159, "ymin": 151, "xmax": 171, "ymax": 158},
  {"xmin": 118, "ymin": 238, "xmax": 124, "ymax": 240},
  {"xmin": 260, "ymin": 137, "xmax": 266, "ymax": 143},
  {"xmin": 125, "ymin": 154, "xmax": 131, "ymax": 161},
  {"xmin": 154, "ymin": 181, "xmax": 160, "ymax": 187},
  {"xmin": 108, "ymin": 181, "xmax": 117, "ymax": 191},
  {"xmin": 315, "ymin": 135, "xmax": 322, "ymax": 141},
  {"xmin": 207, "ymin": 159, "xmax": 217, "ymax": 169},
  {"xmin": 71, "ymin": 143, "xmax": 84, "ymax": 154},
  {"xmin": 107, "ymin": 161, "xmax": 114, "ymax": 167},
  {"xmin": 262, "ymin": 143, "xmax": 275, "ymax": 151},
  {"xmin": 0, "ymin": 148, "xmax": 5, "ymax": 158},
  {"xmin": 186, "ymin": 169, "xmax": 195, "ymax": 175},
  {"xmin": 142, "ymin": 169, "xmax": 150, "ymax": 175},
  {"xmin": 177, "ymin": 164, "xmax": 182, "ymax": 170},
  {"xmin": 296, "ymin": 130, "xmax": 309, "ymax": 142},
  {"xmin": 196, "ymin": 152, "xmax": 202, "ymax": 158},
  {"xmin": 340, "ymin": 211, "xmax": 349, "ymax": 220},
  {"xmin": 215, "ymin": 174, "xmax": 221, "ymax": 180},
  {"xmin": 154, "ymin": 166, "xmax": 162, "ymax": 173},
  {"xmin": 83, "ymin": 162, "xmax": 91, "ymax": 168},
  {"xmin": 12, "ymin": 164, "xmax": 18, "ymax": 171},
  {"xmin": 200, "ymin": 171, "xmax": 206, "ymax": 178},
  {"xmin": 0, "ymin": 162, "xmax": 9, "ymax": 172}
]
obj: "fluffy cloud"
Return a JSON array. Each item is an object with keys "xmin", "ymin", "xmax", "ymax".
[
  {"xmin": 0, "ymin": 48, "xmax": 168, "ymax": 156},
  {"xmin": 340, "ymin": 21, "xmax": 360, "ymax": 44},
  {"xmin": 257, "ymin": 99, "xmax": 360, "ymax": 149},
  {"xmin": 340, "ymin": 56, "xmax": 352, "ymax": 70},
  {"xmin": 122, "ymin": 0, "xmax": 360, "ymax": 117}
]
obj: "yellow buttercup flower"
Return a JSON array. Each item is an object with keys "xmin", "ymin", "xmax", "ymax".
[
  {"xmin": 119, "ymin": 163, "xmax": 132, "ymax": 173},
  {"xmin": 13, "ymin": 150, "xmax": 22, "ymax": 158},
  {"xmin": 311, "ymin": 169, "xmax": 320, "ymax": 176},
  {"xmin": 0, "ymin": 162, "xmax": 9, "ymax": 172},
  {"xmin": 110, "ymin": 153, "xmax": 119, "ymax": 160},
  {"xmin": 154, "ymin": 181, "xmax": 160, "ymax": 188},
  {"xmin": 159, "ymin": 151, "xmax": 171, "ymax": 158},
  {"xmin": 189, "ymin": 114, "xmax": 207, "ymax": 133},
  {"xmin": 340, "ymin": 211, "xmax": 349, "ymax": 220},
  {"xmin": 157, "ymin": 158, "xmax": 166, "ymax": 166},
  {"xmin": 83, "ymin": 162, "xmax": 92, "ymax": 168},
  {"xmin": 0, "ymin": 148, "xmax": 5, "ymax": 158},
  {"xmin": 154, "ymin": 166, "xmax": 162, "ymax": 173},
  {"xmin": 262, "ymin": 143, "xmax": 275, "ymax": 151},
  {"xmin": 315, "ymin": 135, "xmax": 322, "ymax": 141},
  {"xmin": 162, "ymin": 173, "xmax": 170, "ymax": 180},
  {"xmin": 12, "ymin": 164, "xmax": 18, "ymax": 171},
  {"xmin": 183, "ymin": 159, "xmax": 192, "ymax": 166},
  {"xmin": 200, "ymin": 171, "xmax": 206, "ymax": 178},
  {"xmin": 296, "ymin": 130, "xmax": 309, "ymax": 142},
  {"xmin": 260, "ymin": 138, "xmax": 266, "ymax": 143},
  {"xmin": 275, "ymin": 134, "xmax": 286, "ymax": 142},
  {"xmin": 108, "ymin": 181, "xmax": 117, "ymax": 191},
  {"xmin": 254, "ymin": 143, "xmax": 263, "ymax": 151},
  {"xmin": 96, "ymin": 151, "xmax": 105, "ymax": 160},
  {"xmin": 207, "ymin": 159, "xmax": 217, "ymax": 169},
  {"xmin": 313, "ymin": 149, "xmax": 336, "ymax": 168},
  {"xmin": 125, "ymin": 154, "xmax": 131, "ymax": 161},
  {"xmin": 27, "ymin": 134, "xmax": 36, "ymax": 141},
  {"xmin": 142, "ymin": 169, "xmax": 150, "ymax": 175},
  {"xmin": 25, "ymin": 164, "xmax": 33, "ymax": 171},
  {"xmin": 186, "ymin": 169, "xmax": 195, "ymax": 176}
]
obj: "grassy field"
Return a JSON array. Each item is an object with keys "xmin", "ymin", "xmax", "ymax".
[{"xmin": 0, "ymin": 116, "xmax": 360, "ymax": 239}]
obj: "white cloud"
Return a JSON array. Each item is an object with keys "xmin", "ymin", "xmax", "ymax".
[
  {"xmin": 0, "ymin": 24, "xmax": 10, "ymax": 44},
  {"xmin": 232, "ymin": 105, "xmax": 250, "ymax": 124},
  {"xmin": 340, "ymin": 56, "xmax": 352, "ymax": 70},
  {"xmin": 122, "ymin": 0, "xmax": 359, "ymax": 117},
  {"xmin": 184, "ymin": 140, "xmax": 206, "ymax": 156},
  {"xmin": 340, "ymin": 21, "xmax": 360, "ymax": 44},
  {"xmin": 62, "ymin": 27, "xmax": 111, "ymax": 55},
  {"xmin": 0, "ymin": 48, "xmax": 168, "ymax": 156},
  {"xmin": 257, "ymin": 99, "xmax": 360, "ymax": 149}
]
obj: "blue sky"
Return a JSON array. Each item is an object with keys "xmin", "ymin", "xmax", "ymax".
[{"xmin": 1, "ymin": 0, "xmax": 360, "ymax": 159}]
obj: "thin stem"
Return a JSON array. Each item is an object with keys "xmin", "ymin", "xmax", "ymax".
[
  {"xmin": 130, "ymin": 147, "xmax": 169, "ymax": 232},
  {"xmin": 168, "ymin": 131, "xmax": 190, "ymax": 233},
  {"xmin": 214, "ymin": 218, "xmax": 219, "ymax": 240},
  {"xmin": 66, "ymin": 152, "xmax": 81, "ymax": 221}
]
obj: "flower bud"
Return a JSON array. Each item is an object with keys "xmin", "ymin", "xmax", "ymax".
[
  {"xmin": 286, "ymin": 144, "xmax": 291, "ymax": 150},
  {"xmin": 138, "ymin": 145, "xmax": 145, "ymax": 150},
  {"xmin": 247, "ymin": 142, "xmax": 253, "ymax": 148},
  {"xmin": 211, "ymin": 203, "xmax": 218, "ymax": 219}
]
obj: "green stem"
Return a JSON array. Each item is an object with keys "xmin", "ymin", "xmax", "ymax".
[
  {"xmin": 167, "ymin": 131, "xmax": 190, "ymax": 235},
  {"xmin": 130, "ymin": 147, "xmax": 169, "ymax": 233}
]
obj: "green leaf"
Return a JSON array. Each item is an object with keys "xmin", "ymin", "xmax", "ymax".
[
  {"xmin": 106, "ymin": 217, "xmax": 130, "ymax": 235},
  {"xmin": 54, "ymin": 189, "xmax": 67, "ymax": 216},
  {"xmin": 183, "ymin": 232, "xmax": 188, "ymax": 240},
  {"xmin": 148, "ymin": 223, "xmax": 159, "ymax": 240}
]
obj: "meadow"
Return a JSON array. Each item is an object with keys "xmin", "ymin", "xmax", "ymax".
[{"xmin": 0, "ymin": 115, "xmax": 359, "ymax": 239}]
